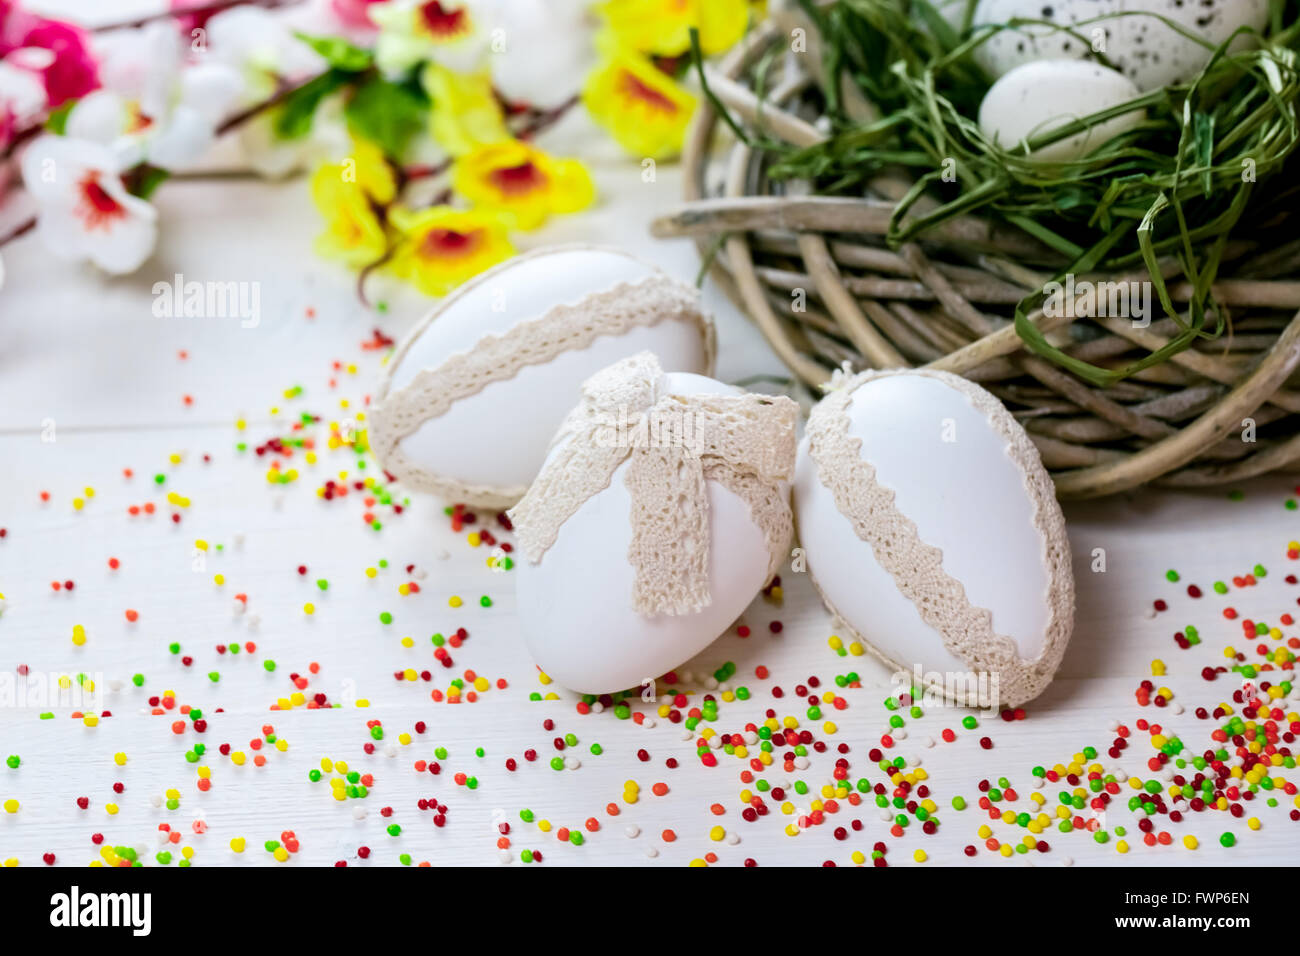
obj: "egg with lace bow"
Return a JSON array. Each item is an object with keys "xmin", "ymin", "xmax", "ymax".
[
  {"xmin": 509, "ymin": 352, "xmax": 800, "ymax": 695},
  {"xmin": 793, "ymin": 368, "xmax": 1075, "ymax": 708},
  {"xmin": 368, "ymin": 246, "xmax": 716, "ymax": 508}
]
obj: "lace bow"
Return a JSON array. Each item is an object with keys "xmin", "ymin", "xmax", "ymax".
[{"xmin": 510, "ymin": 352, "xmax": 798, "ymax": 616}]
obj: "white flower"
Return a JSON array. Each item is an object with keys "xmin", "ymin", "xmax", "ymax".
[
  {"xmin": 203, "ymin": 5, "xmax": 327, "ymax": 101},
  {"xmin": 0, "ymin": 58, "xmax": 47, "ymax": 147},
  {"xmin": 66, "ymin": 22, "xmax": 243, "ymax": 169},
  {"xmin": 372, "ymin": 0, "xmax": 487, "ymax": 78},
  {"xmin": 201, "ymin": 6, "xmax": 332, "ymax": 178},
  {"xmin": 479, "ymin": 0, "xmax": 592, "ymax": 108},
  {"xmin": 21, "ymin": 135, "xmax": 158, "ymax": 275}
]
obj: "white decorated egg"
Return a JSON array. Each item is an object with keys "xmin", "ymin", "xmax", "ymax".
[
  {"xmin": 973, "ymin": 0, "xmax": 1268, "ymax": 92},
  {"xmin": 368, "ymin": 246, "xmax": 715, "ymax": 508},
  {"xmin": 978, "ymin": 59, "xmax": 1144, "ymax": 161},
  {"xmin": 793, "ymin": 368, "xmax": 1073, "ymax": 707},
  {"xmin": 510, "ymin": 353, "xmax": 798, "ymax": 694}
]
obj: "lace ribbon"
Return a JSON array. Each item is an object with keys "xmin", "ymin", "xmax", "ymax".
[
  {"xmin": 368, "ymin": 266, "xmax": 716, "ymax": 508},
  {"xmin": 805, "ymin": 367, "xmax": 1073, "ymax": 707},
  {"xmin": 510, "ymin": 352, "xmax": 798, "ymax": 617}
]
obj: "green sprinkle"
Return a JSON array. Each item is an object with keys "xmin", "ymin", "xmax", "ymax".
[
  {"xmin": 480, "ymin": 596, "xmax": 492, "ymax": 607},
  {"xmin": 4, "ymin": 755, "xmax": 18, "ymax": 769},
  {"xmin": 379, "ymin": 612, "xmax": 393, "ymax": 625},
  {"xmin": 387, "ymin": 824, "xmax": 401, "ymax": 836},
  {"xmin": 1166, "ymin": 569, "xmax": 1180, "ymax": 582},
  {"xmin": 132, "ymin": 674, "xmax": 145, "ymax": 687}
]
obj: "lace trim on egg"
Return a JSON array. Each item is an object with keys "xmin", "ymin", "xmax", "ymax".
[
  {"xmin": 805, "ymin": 366, "xmax": 1074, "ymax": 707},
  {"xmin": 367, "ymin": 269, "xmax": 716, "ymax": 507},
  {"xmin": 509, "ymin": 352, "xmax": 797, "ymax": 617}
]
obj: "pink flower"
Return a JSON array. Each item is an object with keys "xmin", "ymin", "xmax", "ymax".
[
  {"xmin": 16, "ymin": 18, "xmax": 99, "ymax": 107},
  {"xmin": 331, "ymin": 0, "xmax": 389, "ymax": 31},
  {"xmin": 1, "ymin": 2, "xmax": 98, "ymax": 107},
  {"xmin": 169, "ymin": 0, "xmax": 221, "ymax": 34}
]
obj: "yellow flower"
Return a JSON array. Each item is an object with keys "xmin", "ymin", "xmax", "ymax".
[
  {"xmin": 598, "ymin": 0, "xmax": 750, "ymax": 57},
  {"xmin": 310, "ymin": 142, "xmax": 396, "ymax": 268},
  {"xmin": 387, "ymin": 206, "xmax": 515, "ymax": 297},
  {"xmin": 583, "ymin": 49, "xmax": 697, "ymax": 160},
  {"xmin": 452, "ymin": 140, "xmax": 594, "ymax": 230},
  {"xmin": 422, "ymin": 64, "xmax": 509, "ymax": 157}
]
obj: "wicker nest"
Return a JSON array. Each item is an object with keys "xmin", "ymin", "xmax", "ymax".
[{"xmin": 652, "ymin": 14, "xmax": 1300, "ymax": 499}]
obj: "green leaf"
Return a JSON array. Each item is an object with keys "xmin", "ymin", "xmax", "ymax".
[
  {"xmin": 129, "ymin": 166, "xmax": 170, "ymax": 201},
  {"xmin": 293, "ymin": 32, "xmax": 373, "ymax": 72},
  {"xmin": 45, "ymin": 101, "xmax": 75, "ymax": 135},
  {"xmin": 344, "ymin": 76, "xmax": 429, "ymax": 159},
  {"xmin": 273, "ymin": 70, "xmax": 348, "ymax": 141}
]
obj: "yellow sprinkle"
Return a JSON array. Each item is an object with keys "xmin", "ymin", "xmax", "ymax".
[
  {"xmin": 273, "ymin": 847, "xmax": 289, "ymax": 862},
  {"xmin": 449, "ymin": 595, "xmax": 463, "ymax": 608},
  {"xmin": 113, "ymin": 752, "xmax": 127, "ymax": 766},
  {"xmin": 2, "ymin": 799, "xmax": 18, "ymax": 813},
  {"xmin": 105, "ymin": 803, "xmax": 118, "ymax": 815},
  {"xmin": 230, "ymin": 837, "xmax": 246, "ymax": 853},
  {"xmin": 194, "ymin": 539, "xmax": 209, "ymax": 551},
  {"xmin": 709, "ymin": 826, "xmax": 725, "ymax": 841},
  {"xmin": 913, "ymin": 849, "xmax": 927, "ymax": 863},
  {"xmin": 1183, "ymin": 835, "xmax": 1198, "ymax": 850},
  {"xmin": 1150, "ymin": 659, "xmax": 1165, "ymax": 676},
  {"xmin": 72, "ymin": 624, "xmax": 86, "ymax": 646},
  {"xmin": 303, "ymin": 603, "xmax": 315, "ymax": 615}
]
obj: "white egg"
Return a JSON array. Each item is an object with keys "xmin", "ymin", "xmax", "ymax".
[
  {"xmin": 513, "ymin": 364, "xmax": 797, "ymax": 695},
  {"xmin": 369, "ymin": 246, "xmax": 714, "ymax": 508},
  {"xmin": 973, "ymin": 0, "xmax": 1269, "ymax": 92},
  {"xmin": 979, "ymin": 59, "xmax": 1144, "ymax": 161},
  {"xmin": 793, "ymin": 369, "xmax": 1073, "ymax": 707}
]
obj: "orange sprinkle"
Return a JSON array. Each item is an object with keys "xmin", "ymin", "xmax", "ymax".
[
  {"xmin": 125, "ymin": 609, "xmax": 138, "ymax": 623},
  {"xmin": 651, "ymin": 782, "xmax": 668, "ymax": 796},
  {"xmin": 661, "ymin": 829, "xmax": 676, "ymax": 843},
  {"xmin": 709, "ymin": 803, "xmax": 725, "ymax": 816}
]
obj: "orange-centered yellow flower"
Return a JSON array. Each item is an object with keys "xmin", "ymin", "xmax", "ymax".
[
  {"xmin": 598, "ymin": 0, "xmax": 750, "ymax": 57},
  {"xmin": 452, "ymin": 140, "xmax": 595, "ymax": 231},
  {"xmin": 310, "ymin": 142, "xmax": 397, "ymax": 268},
  {"xmin": 583, "ymin": 50, "xmax": 697, "ymax": 160},
  {"xmin": 387, "ymin": 206, "xmax": 515, "ymax": 297}
]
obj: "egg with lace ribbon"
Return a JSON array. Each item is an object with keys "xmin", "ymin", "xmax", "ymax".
[
  {"xmin": 510, "ymin": 352, "xmax": 799, "ymax": 694},
  {"xmin": 368, "ymin": 246, "xmax": 715, "ymax": 508},
  {"xmin": 793, "ymin": 367, "xmax": 1074, "ymax": 708}
]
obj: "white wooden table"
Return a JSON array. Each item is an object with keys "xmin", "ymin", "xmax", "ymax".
[{"xmin": 2, "ymin": 3, "xmax": 1297, "ymax": 870}]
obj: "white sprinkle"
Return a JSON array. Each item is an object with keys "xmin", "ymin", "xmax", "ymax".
[
  {"xmin": 625, "ymin": 826, "xmax": 640, "ymax": 838},
  {"xmin": 726, "ymin": 832, "xmax": 740, "ymax": 845},
  {"xmin": 353, "ymin": 807, "xmax": 367, "ymax": 820},
  {"xmin": 645, "ymin": 846, "xmax": 658, "ymax": 858},
  {"xmin": 498, "ymin": 849, "xmax": 512, "ymax": 863},
  {"xmin": 922, "ymin": 736, "xmax": 935, "ymax": 748},
  {"xmin": 564, "ymin": 756, "xmax": 580, "ymax": 770},
  {"xmin": 1061, "ymin": 856, "xmax": 1074, "ymax": 867}
]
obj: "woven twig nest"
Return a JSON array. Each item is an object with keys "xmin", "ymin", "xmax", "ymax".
[{"xmin": 653, "ymin": 15, "xmax": 1300, "ymax": 499}]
